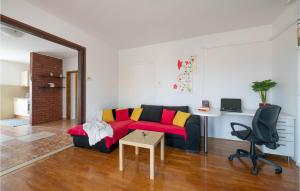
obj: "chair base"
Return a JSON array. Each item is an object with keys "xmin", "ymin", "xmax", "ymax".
[{"xmin": 228, "ymin": 143, "xmax": 282, "ymax": 175}]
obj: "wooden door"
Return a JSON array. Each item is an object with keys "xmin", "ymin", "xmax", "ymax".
[{"xmin": 66, "ymin": 71, "xmax": 78, "ymax": 120}]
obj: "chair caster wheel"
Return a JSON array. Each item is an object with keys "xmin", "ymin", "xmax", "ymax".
[
  {"xmin": 275, "ymin": 168, "xmax": 282, "ymax": 174},
  {"xmin": 228, "ymin": 155, "xmax": 234, "ymax": 161},
  {"xmin": 252, "ymin": 167, "xmax": 258, "ymax": 175}
]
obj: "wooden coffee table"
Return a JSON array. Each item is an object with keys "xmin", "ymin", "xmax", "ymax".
[{"xmin": 119, "ymin": 130, "xmax": 165, "ymax": 180}]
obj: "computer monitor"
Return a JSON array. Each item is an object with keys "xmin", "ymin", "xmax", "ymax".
[{"xmin": 220, "ymin": 98, "xmax": 242, "ymax": 112}]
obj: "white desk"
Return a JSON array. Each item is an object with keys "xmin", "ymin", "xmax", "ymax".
[{"xmin": 194, "ymin": 109, "xmax": 295, "ymax": 154}]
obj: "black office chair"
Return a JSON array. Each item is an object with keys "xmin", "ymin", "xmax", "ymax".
[{"xmin": 228, "ymin": 105, "xmax": 282, "ymax": 175}]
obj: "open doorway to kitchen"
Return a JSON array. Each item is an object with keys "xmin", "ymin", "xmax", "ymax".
[
  {"xmin": 0, "ymin": 24, "xmax": 78, "ymax": 175},
  {"xmin": 0, "ymin": 14, "xmax": 86, "ymax": 124},
  {"xmin": 0, "ymin": 14, "xmax": 84, "ymax": 175},
  {"xmin": 0, "ymin": 59, "xmax": 30, "ymax": 127}
]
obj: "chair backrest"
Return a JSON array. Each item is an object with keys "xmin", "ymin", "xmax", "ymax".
[{"xmin": 252, "ymin": 105, "xmax": 281, "ymax": 148}]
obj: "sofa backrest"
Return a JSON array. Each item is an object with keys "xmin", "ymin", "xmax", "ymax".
[
  {"xmin": 139, "ymin": 104, "xmax": 190, "ymax": 123},
  {"xmin": 140, "ymin": 104, "xmax": 163, "ymax": 122},
  {"xmin": 163, "ymin": 106, "xmax": 189, "ymax": 113},
  {"xmin": 109, "ymin": 105, "xmax": 190, "ymax": 122}
]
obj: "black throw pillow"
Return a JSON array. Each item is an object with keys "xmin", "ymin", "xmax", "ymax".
[{"xmin": 140, "ymin": 104, "xmax": 163, "ymax": 122}]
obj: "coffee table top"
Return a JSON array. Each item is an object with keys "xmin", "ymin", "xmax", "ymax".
[{"xmin": 119, "ymin": 130, "xmax": 164, "ymax": 148}]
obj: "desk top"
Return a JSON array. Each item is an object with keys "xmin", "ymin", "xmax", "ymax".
[
  {"xmin": 193, "ymin": 108, "xmax": 295, "ymax": 119},
  {"xmin": 193, "ymin": 109, "xmax": 221, "ymax": 117}
]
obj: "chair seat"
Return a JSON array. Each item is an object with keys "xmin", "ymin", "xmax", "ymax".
[{"xmin": 231, "ymin": 130, "xmax": 263, "ymax": 145}]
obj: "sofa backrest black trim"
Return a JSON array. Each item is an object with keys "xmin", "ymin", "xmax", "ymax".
[
  {"xmin": 110, "ymin": 105, "xmax": 190, "ymax": 123},
  {"xmin": 163, "ymin": 106, "xmax": 189, "ymax": 113},
  {"xmin": 140, "ymin": 104, "xmax": 163, "ymax": 122},
  {"xmin": 140, "ymin": 104, "xmax": 190, "ymax": 123}
]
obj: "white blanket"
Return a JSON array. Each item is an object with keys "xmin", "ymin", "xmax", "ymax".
[{"xmin": 83, "ymin": 120, "xmax": 113, "ymax": 146}]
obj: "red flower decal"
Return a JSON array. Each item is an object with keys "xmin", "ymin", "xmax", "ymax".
[
  {"xmin": 185, "ymin": 60, "xmax": 190, "ymax": 65},
  {"xmin": 177, "ymin": 59, "xmax": 182, "ymax": 70},
  {"xmin": 173, "ymin": 83, "xmax": 178, "ymax": 89}
]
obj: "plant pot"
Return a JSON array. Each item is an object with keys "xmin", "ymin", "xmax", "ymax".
[{"xmin": 259, "ymin": 103, "xmax": 271, "ymax": 108}]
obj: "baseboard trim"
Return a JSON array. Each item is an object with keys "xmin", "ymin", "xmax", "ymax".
[{"xmin": 0, "ymin": 144, "xmax": 74, "ymax": 176}]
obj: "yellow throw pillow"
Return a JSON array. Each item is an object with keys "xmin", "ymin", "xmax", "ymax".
[
  {"xmin": 130, "ymin": 108, "xmax": 143, "ymax": 121},
  {"xmin": 102, "ymin": 109, "xmax": 114, "ymax": 122},
  {"xmin": 173, "ymin": 111, "xmax": 191, "ymax": 127}
]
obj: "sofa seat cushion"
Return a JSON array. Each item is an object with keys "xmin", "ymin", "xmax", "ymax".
[
  {"xmin": 128, "ymin": 121, "xmax": 187, "ymax": 140},
  {"xmin": 68, "ymin": 120, "xmax": 134, "ymax": 148}
]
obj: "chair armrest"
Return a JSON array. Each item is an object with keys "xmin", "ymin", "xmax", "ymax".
[{"xmin": 230, "ymin": 122, "xmax": 252, "ymax": 140}]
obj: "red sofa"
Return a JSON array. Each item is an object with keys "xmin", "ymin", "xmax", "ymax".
[
  {"xmin": 68, "ymin": 105, "xmax": 201, "ymax": 153},
  {"xmin": 68, "ymin": 120, "xmax": 133, "ymax": 152}
]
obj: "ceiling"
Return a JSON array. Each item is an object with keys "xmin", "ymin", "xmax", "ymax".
[
  {"xmin": 0, "ymin": 24, "xmax": 78, "ymax": 64},
  {"xmin": 26, "ymin": 0, "xmax": 290, "ymax": 49}
]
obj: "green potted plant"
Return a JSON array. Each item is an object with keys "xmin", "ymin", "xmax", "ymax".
[{"xmin": 251, "ymin": 79, "xmax": 277, "ymax": 107}]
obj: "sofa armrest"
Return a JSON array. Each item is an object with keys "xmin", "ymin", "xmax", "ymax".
[
  {"xmin": 184, "ymin": 115, "xmax": 201, "ymax": 152},
  {"xmin": 186, "ymin": 115, "xmax": 200, "ymax": 126}
]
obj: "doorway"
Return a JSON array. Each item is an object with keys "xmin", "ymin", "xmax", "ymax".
[
  {"xmin": 66, "ymin": 71, "xmax": 78, "ymax": 120},
  {"xmin": 0, "ymin": 14, "xmax": 86, "ymax": 124},
  {"xmin": 0, "ymin": 14, "xmax": 85, "ymax": 175}
]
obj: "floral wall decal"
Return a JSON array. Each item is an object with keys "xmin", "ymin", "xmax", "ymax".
[{"xmin": 172, "ymin": 56, "xmax": 196, "ymax": 93}]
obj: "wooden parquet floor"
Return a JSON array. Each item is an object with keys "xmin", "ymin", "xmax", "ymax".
[
  {"xmin": 1, "ymin": 138, "xmax": 299, "ymax": 191},
  {"xmin": 0, "ymin": 120, "xmax": 75, "ymax": 172}
]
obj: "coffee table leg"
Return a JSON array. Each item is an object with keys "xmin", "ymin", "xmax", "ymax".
[
  {"xmin": 150, "ymin": 146, "xmax": 154, "ymax": 180},
  {"xmin": 119, "ymin": 143, "xmax": 124, "ymax": 171},
  {"xmin": 160, "ymin": 137, "xmax": 164, "ymax": 161},
  {"xmin": 135, "ymin": 146, "xmax": 139, "ymax": 155}
]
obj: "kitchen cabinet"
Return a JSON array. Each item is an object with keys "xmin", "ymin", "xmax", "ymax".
[
  {"xmin": 21, "ymin": 71, "xmax": 29, "ymax": 87},
  {"xmin": 14, "ymin": 98, "xmax": 30, "ymax": 118}
]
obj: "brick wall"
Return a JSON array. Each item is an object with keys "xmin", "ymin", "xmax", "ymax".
[{"xmin": 31, "ymin": 53, "xmax": 63, "ymax": 125}]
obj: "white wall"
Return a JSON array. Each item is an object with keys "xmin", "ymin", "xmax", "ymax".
[
  {"xmin": 1, "ymin": 0, "xmax": 119, "ymax": 121},
  {"xmin": 203, "ymin": 42, "xmax": 272, "ymax": 110},
  {"xmin": 62, "ymin": 57, "xmax": 78, "ymax": 119},
  {"xmin": 0, "ymin": 60, "xmax": 28, "ymax": 85},
  {"xmin": 271, "ymin": 2, "xmax": 299, "ymax": 166},
  {"xmin": 119, "ymin": 25, "xmax": 273, "ymax": 140},
  {"xmin": 272, "ymin": 3, "xmax": 298, "ymax": 116}
]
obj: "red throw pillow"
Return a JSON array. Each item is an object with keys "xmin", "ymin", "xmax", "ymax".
[
  {"xmin": 116, "ymin": 108, "xmax": 130, "ymax": 121},
  {"xmin": 160, "ymin": 109, "xmax": 176, "ymax": 125}
]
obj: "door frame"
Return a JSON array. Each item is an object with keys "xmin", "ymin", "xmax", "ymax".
[
  {"xmin": 66, "ymin": 71, "xmax": 78, "ymax": 120},
  {"xmin": 0, "ymin": 14, "xmax": 86, "ymax": 124}
]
